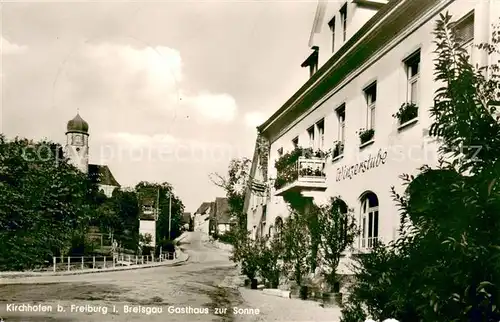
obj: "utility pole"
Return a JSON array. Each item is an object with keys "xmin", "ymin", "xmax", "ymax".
[
  {"xmin": 156, "ymin": 188, "xmax": 160, "ymax": 221},
  {"xmin": 168, "ymin": 192, "xmax": 172, "ymax": 240}
]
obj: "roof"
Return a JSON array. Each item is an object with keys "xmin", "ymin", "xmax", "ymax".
[
  {"xmin": 66, "ymin": 113, "xmax": 89, "ymax": 134},
  {"xmin": 181, "ymin": 212, "xmax": 192, "ymax": 223},
  {"xmin": 195, "ymin": 202, "xmax": 212, "ymax": 214},
  {"xmin": 214, "ymin": 197, "xmax": 232, "ymax": 224},
  {"xmin": 88, "ymin": 164, "xmax": 120, "ymax": 187},
  {"xmin": 258, "ymin": 0, "xmax": 417, "ymax": 137}
]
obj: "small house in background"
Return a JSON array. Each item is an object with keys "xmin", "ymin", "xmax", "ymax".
[
  {"xmin": 213, "ymin": 197, "xmax": 233, "ymax": 235},
  {"xmin": 194, "ymin": 202, "xmax": 212, "ymax": 235},
  {"xmin": 136, "ymin": 189, "xmax": 159, "ymax": 248}
]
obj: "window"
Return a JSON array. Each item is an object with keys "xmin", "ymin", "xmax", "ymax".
[
  {"xmin": 360, "ymin": 192, "xmax": 379, "ymax": 249},
  {"xmin": 336, "ymin": 104, "xmax": 346, "ymax": 144},
  {"xmin": 328, "ymin": 17, "xmax": 336, "ymax": 52},
  {"xmin": 340, "ymin": 4, "xmax": 347, "ymax": 42},
  {"xmin": 307, "ymin": 126, "xmax": 315, "ymax": 149},
  {"xmin": 292, "ymin": 137, "xmax": 299, "ymax": 148},
  {"xmin": 335, "ymin": 199, "xmax": 349, "ymax": 241},
  {"xmin": 316, "ymin": 119, "xmax": 325, "ymax": 150},
  {"xmin": 453, "ymin": 12, "xmax": 474, "ymax": 62},
  {"xmin": 364, "ymin": 83, "xmax": 377, "ymax": 130},
  {"xmin": 404, "ymin": 51, "xmax": 420, "ymax": 105},
  {"xmin": 301, "ymin": 46, "xmax": 319, "ymax": 77}
]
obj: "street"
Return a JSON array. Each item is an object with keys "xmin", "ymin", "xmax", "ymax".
[
  {"xmin": 0, "ymin": 232, "xmax": 342, "ymax": 322},
  {"xmin": 0, "ymin": 232, "xmax": 246, "ymax": 322}
]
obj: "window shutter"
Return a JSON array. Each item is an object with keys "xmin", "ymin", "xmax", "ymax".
[{"xmin": 453, "ymin": 14, "xmax": 474, "ymax": 45}]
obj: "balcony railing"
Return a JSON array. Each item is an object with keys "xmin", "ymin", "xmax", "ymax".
[
  {"xmin": 361, "ymin": 236, "xmax": 383, "ymax": 249},
  {"xmin": 274, "ymin": 157, "xmax": 327, "ymax": 196}
]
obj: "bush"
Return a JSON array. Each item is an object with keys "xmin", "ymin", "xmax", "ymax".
[{"xmin": 255, "ymin": 235, "xmax": 283, "ymax": 288}]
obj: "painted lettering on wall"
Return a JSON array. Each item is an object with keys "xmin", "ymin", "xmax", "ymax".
[{"xmin": 335, "ymin": 149, "xmax": 388, "ymax": 182}]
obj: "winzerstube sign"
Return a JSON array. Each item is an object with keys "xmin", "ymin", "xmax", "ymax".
[{"xmin": 336, "ymin": 148, "xmax": 388, "ymax": 182}]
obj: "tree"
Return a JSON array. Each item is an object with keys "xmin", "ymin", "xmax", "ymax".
[
  {"xmin": 317, "ymin": 197, "xmax": 359, "ymax": 290},
  {"xmin": 256, "ymin": 234, "xmax": 284, "ymax": 288},
  {"xmin": 281, "ymin": 212, "xmax": 311, "ymax": 287},
  {"xmin": 229, "ymin": 230, "xmax": 260, "ymax": 286},
  {"xmin": 0, "ymin": 136, "xmax": 98, "ymax": 270},
  {"xmin": 210, "ymin": 157, "xmax": 252, "ymax": 229},
  {"xmin": 341, "ymin": 14, "xmax": 500, "ymax": 322},
  {"xmin": 114, "ymin": 189, "xmax": 140, "ymax": 250},
  {"xmin": 135, "ymin": 181, "xmax": 184, "ymax": 242}
]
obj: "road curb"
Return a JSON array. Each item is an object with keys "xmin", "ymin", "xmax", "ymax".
[{"xmin": 0, "ymin": 250, "xmax": 190, "ymax": 279}]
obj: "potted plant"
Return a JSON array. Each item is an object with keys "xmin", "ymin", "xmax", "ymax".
[
  {"xmin": 299, "ymin": 284, "xmax": 309, "ymax": 300},
  {"xmin": 357, "ymin": 128, "xmax": 375, "ymax": 144},
  {"xmin": 393, "ymin": 102, "xmax": 418, "ymax": 124}
]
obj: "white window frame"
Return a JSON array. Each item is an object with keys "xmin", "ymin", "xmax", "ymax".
[
  {"xmin": 364, "ymin": 83, "xmax": 377, "ymax": 130},
  {"xmin": 360, "ymin": 193, "xmax": 379, "ymax": 249},
  {"xmin": 405, "ymin": 52, "xmax": 420, "ymax": 105},
  {"xmin": 316, "ymin": 119, "xmax": 325, "ymax": 150},
  {"xmin": 340, "ymin": 4, "xmax": 347, "ymax": 42},
  {"xmin": 328, "ymin": 17, "xmax": 336, "ymax": 52},
  {"xmin": 336, "ymin": 104, "xmax": 346, "ymax": 145},
  {"xmin": 307, "ymin": 126, "xmax": 315, "ymax": 149}
]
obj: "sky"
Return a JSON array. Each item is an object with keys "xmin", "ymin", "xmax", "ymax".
[{"xmin": 0, "ymin": 0, "xmax": 317, "ymax": 212}]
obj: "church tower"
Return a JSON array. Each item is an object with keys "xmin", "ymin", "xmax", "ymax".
[{"xmin": 65, "ymin": 113, "xmax": 89, "ymax": 173}]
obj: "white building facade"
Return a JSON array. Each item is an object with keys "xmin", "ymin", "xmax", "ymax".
[{"xmin": 245, "ymin": 0, "xmax": 500, "ymax": 272}]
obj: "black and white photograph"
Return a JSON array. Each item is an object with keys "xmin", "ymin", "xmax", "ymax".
[{"xmin": 1, "ymin": 0, "xmax": 500, "ymax": 321}]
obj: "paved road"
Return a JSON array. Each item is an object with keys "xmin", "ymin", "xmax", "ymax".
[{"xmin": 0, "ymin": 232, "xmax": 248, "ymax": 322}]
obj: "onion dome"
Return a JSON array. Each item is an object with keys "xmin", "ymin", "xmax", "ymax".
[{"xmin": 66, "ymin": 113, "xmax": 89, "ymax": 134}]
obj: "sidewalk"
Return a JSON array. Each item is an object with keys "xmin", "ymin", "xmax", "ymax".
[
  {"xmin": 219, "ymin": 272, "xmax": 342, "ymax": 322},
  {"xmin": 0, "ymin": 247, "xmax": 189, "ymax": 279},
  {"xmin": 236, "ymin": 287, "xmax": 343, "ymax": 322}
]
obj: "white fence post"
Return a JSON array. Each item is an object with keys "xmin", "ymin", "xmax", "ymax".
[
  {"xmin": 104, "ymin": 256, "xmax": 106, "ymax": 269},
  {"xmin": 141, "ymin": 256, "xmax": 144, "ymax": 264},
  {"xmin": 135, "ymin": 256, "xmax": 138, "ymax": 265},
  {"xmin": 113, "ymin": 255, "xmax": 116, "ymax": 268},
  {"xmin": 128, "ymin": 255, "xmax": 131, "ymax": 263},
  {"xmin": 81, "ymin": 257, "xmax": 84, "ymax": 270},
  {"xmin": 92, "ymin": 256, "xmax": 95, "ymax": 269},
  {"xmin": 67, "ymin": 256, "xmax": 70, "ymax": 271},
  {"xmin": 53, "ymin": 257, "xmax": 56, "ymax": 272}
]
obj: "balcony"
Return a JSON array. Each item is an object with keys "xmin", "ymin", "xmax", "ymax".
[{"xmin": 274, "ymin": 156, "xmax": 327, "ymax": 197}]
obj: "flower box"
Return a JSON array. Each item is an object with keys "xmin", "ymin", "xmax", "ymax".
[
  {"xmin": 358, "ymin": 129, "xmax": 375, "ymax": 145},
  {"xmin": 393, "ymin": 102, "xmax": 418, "ymax": 125},
  {"xmin": 273, "ymin": 147, "xmax": 329, "ymax": 190}
]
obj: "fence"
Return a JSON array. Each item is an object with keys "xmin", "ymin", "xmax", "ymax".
[{"xmin": 51, "ymin": 252, "xmax": 176, "ymax": 272}]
